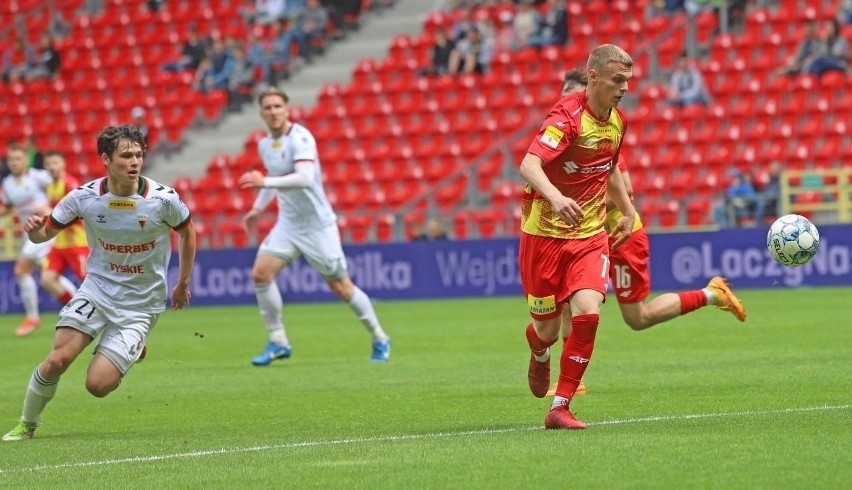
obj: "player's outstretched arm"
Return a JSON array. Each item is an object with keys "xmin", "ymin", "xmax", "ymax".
[
  {"xmin": 171, "ymin": 220, "xmax": 196, "ymax": 310},
  {"xmin": 519, "ymin": 152, "xmax": 582, "ymax": 226},
  {"xmin": 24, "ymin": 215, "xmax": 60, "ymax": 244},
  {"xmin": 607, "ymin": 168, "xmax": 635, "ymax": 250}
]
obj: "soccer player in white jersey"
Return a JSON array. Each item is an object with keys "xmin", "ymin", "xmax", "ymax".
[
  {"xmin": 239, "ymin": 87, "xmax": 392, "ymax": 365},
  {"xmin": 2, "ymin": 125, "xmax": 196, "ymax": 441},
  {"xmin": 0, "ymin": 143, "xmax": 55, "ymax": 336}
]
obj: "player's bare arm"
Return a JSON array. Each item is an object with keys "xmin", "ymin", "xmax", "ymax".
[
  {"xmin": 520, "ymin": 152, "xmax": 583, "ymax": 226},
  {"xmin": 24, "ymin": 215, "xmax": 61, "ymax": 243},
  {"xmin": 243, "ymin": 187, "xmax": 275, "ymax": 233},
  {"xmin": 171, "ymin": 219, "xmax": 196, "ymax": 310},
  {"xmin": 606, "ymin": 168, "xmax": 635, "ymax": 250}
]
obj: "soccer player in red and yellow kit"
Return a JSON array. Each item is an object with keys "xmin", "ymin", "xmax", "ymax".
[
  {"xmin": 519, "ymin": 44, "xmax": 638, "ymax": 430},
  {"xmin": 540, "ymin": 70, "xmax": 747, "ymax": 398},
  {"xmin": 41, "ymin": 151, "xmax": 87, "ymax": 306}
]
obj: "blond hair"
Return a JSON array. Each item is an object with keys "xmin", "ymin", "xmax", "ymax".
[
  {"xmin": 586, "ymin": 44, "xmax": 633, "ymax": 72},
  {"xmin": 257, "ymin": 86, "xmax": 290, "ymax": 106}
]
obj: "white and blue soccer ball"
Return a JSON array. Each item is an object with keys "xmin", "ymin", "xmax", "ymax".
[{"xmin": 766, "ymin": 214, "xmax": 820, "ymax": 267}]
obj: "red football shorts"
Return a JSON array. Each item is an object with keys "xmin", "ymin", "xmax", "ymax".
[
  {"xmin": 44, "ymin": 246, "xmax": 88, "ymax": 280},
  {"xmin": 608, "ymin": 228, "xmax": 651, "ymax": 304},
  {"xmin": 519, "ymin": 231, "xmax": 609, "ymax": 320}
]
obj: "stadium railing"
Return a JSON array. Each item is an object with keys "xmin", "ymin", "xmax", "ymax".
[{"xmin": 781, "ymin": 168, "xmax": 852, "ymax": 223}]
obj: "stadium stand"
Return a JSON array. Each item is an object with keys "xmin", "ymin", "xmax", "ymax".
[{"xmin": 1, "ymin": 0, "xmax": 849, "ymax": 252}]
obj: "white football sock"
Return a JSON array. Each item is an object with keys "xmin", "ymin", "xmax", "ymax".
[
  {"xmin": 551, "ymin": 395, "xmax": 570, "ymax": 409},
  {"xmin": 21, "ymin": 366, "xmax": 59, "ymax": 426},
  {"xmin": 533, "ymin": 348, "xmax": 550, "ymax": 363},
  {"xmin": 254, "ymin": 281, "xmax": 289, "ymax": 346},
  {"xmin": 348, "ymin": 286, "xmax": 389, "ymax": 342},
  {"xmin": 16, "ymin": 274, "xmax": 39, "ymax": 319},
  {"xmin": 702, "ymin": 288, "xmax": 716, "ymax": 305}
]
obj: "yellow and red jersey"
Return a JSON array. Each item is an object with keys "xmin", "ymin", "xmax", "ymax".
[
  {"xmin": 47, "ymin": 174, "xmax": 88, "ymax": 249},
  {"xmin": 522, "ymin": 91, "xmax": 627, "ymax": 239},
  {"xmin": 605, "ymin": 159, "xmax": 644, "ymax": 233}
]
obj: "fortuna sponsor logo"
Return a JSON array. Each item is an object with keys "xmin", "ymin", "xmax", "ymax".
[
  {"xmin": 564, "ymin": 160, "xmax": 612, "ymax": 174},
  {"xmin": 108, "ymin": 200, "xmax": 136, "ymax": 210},
  {"xmin": 98, "ymin": 237, "xmax": 156, "ymax": 253},
  {"xmin": 569, "ymin": 355, "xmax": 589, "ymax": 364},
  {"xmin": 527, "ymin": 294, "xmax": 556, "ymax": 315}
]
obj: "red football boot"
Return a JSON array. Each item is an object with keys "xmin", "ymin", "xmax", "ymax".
[{"xmin": 544, "ymin": 400, "xmax": 587, "ymax": 430}]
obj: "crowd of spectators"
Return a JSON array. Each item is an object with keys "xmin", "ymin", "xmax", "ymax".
[
  {"xmin": 424, "ymin": 0, "xmax": 568, "ymax": 76},
  {"xmin": 775, "ymin": 19, "xmax": 848, "ymax": 79}
]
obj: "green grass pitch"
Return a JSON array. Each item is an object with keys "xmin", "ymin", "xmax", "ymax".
[{"xmin": 1, "ymin": 287, "xmax": 850, "ymax": 488}]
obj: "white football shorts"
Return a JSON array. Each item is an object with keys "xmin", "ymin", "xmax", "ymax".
[
  {"xmin": 57, "ymin": 294, "xmax": 160, "ymax": 375},
  {"xmin": 258, "ymin": 223, "xmax": 348, "ymax": 279},
  {"xmin": 20, "ymin": 236, "xmax": 55, "ymax": 263}
]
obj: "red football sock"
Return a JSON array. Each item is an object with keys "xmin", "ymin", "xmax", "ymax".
[
  {"xmin": 58, "ymin": 292, "xmax": 73, "ymax": 305},
  {"xmin": 556, "ymin": 313, "xmax": 599, "ymax": 399},
  {"xmin": 678, "ymin": 290, "xmax": 707, "ymax": 315},
  {"xmin": 525, "ymin": 323, "xmax": 557, "ymax": 356}
]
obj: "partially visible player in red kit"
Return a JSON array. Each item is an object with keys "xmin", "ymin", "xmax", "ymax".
[
  {"xmin": 41, "ymin": 151, "xmax": 87, "ymax": 306},
  {"xmin": 541, "ymin": 70, "xmax": 747, "ymax": 397},
  {"xmin": 519, "ymin": 44, "xmax": 638, "ymax": 430}
]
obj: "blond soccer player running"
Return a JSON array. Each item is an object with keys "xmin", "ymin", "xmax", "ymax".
[
  {"xmin": 543, "ymin": 70, "xmax": 747, "ymax": 397},
  {"xmin": 2, "ymin": 124, "xmax": 196, "ymax": 441}
]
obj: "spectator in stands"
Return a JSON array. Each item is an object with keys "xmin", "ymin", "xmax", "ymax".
[
  {"xmin": 421, "ymin": 28, "xmax": 456, "ymax": 76},
  {"xmin": 19, "ymin": 136, "xmax": 44, "ymax": 170},
  {"xmin": 272, "ymin": 18, "xmax": 312, "ymax": 66},
  {"xmin": 227, "ymin": 46, "xmax": 257, "ymax": 109},
  {"xmin": 805, "ymin": 18, "xmax": 849, "ymax": 77},
  {"xmin": 513, "ymin": 1, "xmax": 539, "ymax": 49},
  {"xmin": 448, "ymin": 28, "xmax": 494, "ymax": 74},
  {"xmin": 27, "ymin": 35, "xmax": 61, "ymax": 81},
  {"xmin": 245, "ymin": 32, "xmax": 274, "ymax": 85},
  {"xmin": 299, "ymin": 0, "xmax": 329, "ymax": 52},
  {"xmin": 844, "ymin": 0, "xmax": 852, "ymax": 24},
  {"xmin": 252, "ymin": 0, "xmax": 288, "ymax": 24},
  {"xmin": 774, "ymin": 20, "xmax": 822, "ymax": 77},
  {"xmin": 193, "ymin": 40, "xmax": 234, "ymax": 93},
  {"xmin": 667, "ymin": 53, "xmax": 710, "ymax": 106},
  {"xmin": 146, "ymin": 0, "xmax": 164, "ymax": 12},
  {"xmin": 47, "ymin": 6, "xmax": 71, "ymax": 39},
  {"xmin": 451, "ymin": 7, "xmax": 477, "ymax": 42},
  {"xmin": 754, "ymin": 161, "xmax": 782, "ymax": 225},
  {"xmin": 714, "ymin": 170, "xmax": 757, "ymax": 227},
  {"xmin": 525, "ymin": 0, "xmax": 568, "ymax": 48},
  {"xmin": 130, "ymin": 106, "xmax": 150, "ymax": 147},
  {"xmin": 161, "ymin": 24, "xmax": 209, "ymax": 73},
  {"xmin": 2, "ymin": 36, "xmax": 35, "ymax": 83},
  {"xmin": 412, "ymin": 218, "xmax": 449, "ymax": 240}
]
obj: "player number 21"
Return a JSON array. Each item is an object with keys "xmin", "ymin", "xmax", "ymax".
[{"xmin": 74, "ymin": 299, "xmax": 96, "ymax": 320}]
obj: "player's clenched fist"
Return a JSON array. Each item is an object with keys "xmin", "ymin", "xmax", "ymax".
[
  {"xmin": 239, "ymin": 170, "xmax": 265, "ymax": 189},
  {"xmin": 23, "ymin": 214, "xmax": 48, "ymax": 233}
]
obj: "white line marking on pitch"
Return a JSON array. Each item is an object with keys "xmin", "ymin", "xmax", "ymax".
[{"xmin": 1, "ymin": 404, "xmax": 847, "ymax": 475}]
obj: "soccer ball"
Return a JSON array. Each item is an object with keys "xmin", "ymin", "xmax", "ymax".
[{"xmin": 766, "ymin": 214, "xmax": 820, "ymax": 267}]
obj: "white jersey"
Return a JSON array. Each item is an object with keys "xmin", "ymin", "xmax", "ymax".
[
  {"xmin": 258, "ymin": 123, "xmax": 336, "ymax": 232},
  {"xmin": 50, "ymin": 177, "xmax": 191, "ymax": 313},
  {"xmin": 1, "ymin": 169, "xmax": 52, "ymax": 223}
]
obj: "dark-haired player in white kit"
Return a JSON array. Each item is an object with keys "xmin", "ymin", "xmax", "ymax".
[
  {"xmin": 240, "ymin": 87, "xmax": 391, "ymax": 365},
  {"xmin": 2, "ymin": 124, "xmax": 196, "ymax": 441}
]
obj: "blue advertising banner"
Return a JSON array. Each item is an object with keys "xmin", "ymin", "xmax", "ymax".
[{"xmin": 0, "ymin": 224, "xmax": 849, "ymax": 313}]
